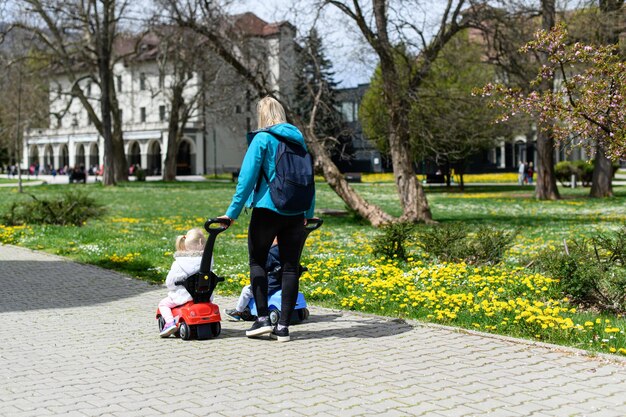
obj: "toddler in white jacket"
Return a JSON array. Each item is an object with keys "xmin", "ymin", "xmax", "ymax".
[{"xmin": 158, "ymin": 227, "xmax": 211, "ymax": 337}]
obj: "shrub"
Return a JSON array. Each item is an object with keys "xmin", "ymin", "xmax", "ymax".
[
  {"xmin": 372, "ymin": 222, "xmax": 415, "ymax": 261},
  {"xmin": 134, "ymin": 168, "xmax": 146, "ymax": 182},
  {"xmin": 554, "ymin": 160, "xmax": 619, "ymax": 186},
  {"xmin": 555, "ymin": 161, "xmax": 577, "ymax": 186},
  {"xmin": 1, "ymin": 191, "xmax": 106, "ymax": 226},
  {"xmin": 415, "ymin": 222, "xmax": 468, "ymax": 262},
  {"xmin": 470, "ymin": 226, "xmax": 517, "ymax": 265},
  {"xmin": 415, "ymin": 223, "xmax": 515, "ymax": 265},
  {"xmin": 535, "ymin": 228, "xmax": 626, "ymax": 313},
  {"xmin": 572, "ymin": 160, "xmax": 594, "ymax": 186}
]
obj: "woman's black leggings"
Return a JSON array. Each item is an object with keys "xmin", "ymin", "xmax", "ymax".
[{"xmin": 248, "ymin": 208, "xmax": 304, "ymax": 326}]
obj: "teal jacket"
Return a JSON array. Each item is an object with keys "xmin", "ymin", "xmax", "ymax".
[{"xmin": 225, "ymin": 123, "xmax": 315, "ymax": 220}]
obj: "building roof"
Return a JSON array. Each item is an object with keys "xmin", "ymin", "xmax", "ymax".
[{"xmin": 231, "ymin": 12, "xmax": 293, "ymax": 37}]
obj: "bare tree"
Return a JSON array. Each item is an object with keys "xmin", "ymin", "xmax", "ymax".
[
  {"xmin": 0, "ymin": 29, "xmax": 48, "ymax": 175},
  {"xmin": 322, "ymin": 0, "xmax": 488, "ymax": 222},
  {"xmin": 13, "ymin": 0, "xmax": 132, "ymax": 185},
  {"xmin": 160, "ymin": 0, "xmax": 394, "ymax": 226},
  {"xmin": 147, "ymin": 28, "xmax": 203, "ymax": 180}
]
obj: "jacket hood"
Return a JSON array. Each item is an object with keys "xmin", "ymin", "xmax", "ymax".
[
  {"xmin": 174, "ymin": 251, "xmax": 203, "ymax": 258},
  {"xmin": 247, "ymin": 123, "xmax": 306, "ymax": 148}
]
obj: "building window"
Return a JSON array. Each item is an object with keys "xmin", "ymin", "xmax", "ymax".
[
  {"xmin": 140, "ymin": 73, "xmax": 146, "ymax": 91},
  {"xmin": 140, "ymin": 107, "xmax": 146, "ymax": 122},
  {"xmin": 246, "ymin": 117, "xmax": 251, "ymax": 132},
  {"xmin": 246, "ymin": 90, "xmax": 251, "ymax": 111},
  {"xmin": 119, "ymin": 109, "xmax": 123, "ymax": 122},
  {"xmin": 71, "ymin": 114, "xmax": 78, "ymax": 127},
  {"xmin": 86, "ymin": 111, "xmax": 91, "ymax": 125},
  {"xmin": 341, "ymin": 101, "xmax": 355, "ymax": 123},
  {"xmin": 116, "ymin": 75, "xmax": 122, "ymax": 92},
  {"xmin": 86, "ymin": 81, "xmax": 92, "ymax": 96},
  {"xmin": 159, "ymin": 73, "xmax": 165, "ymax": 89},
  {"xmin": 159, "ymin": 105, "xmax": 166, "ymax": 122},
  {"xmin": 57, "ymin": 117, "xmax": 62, "ymax": 128},
  {"xmin": 235, "ymin": 105, "xmax": 242, "ymax": 114}
]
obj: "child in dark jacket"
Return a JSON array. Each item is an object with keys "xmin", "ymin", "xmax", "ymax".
[{"xmin": 225, "ymin": 238, "xmax": 281, "ymax": 321}]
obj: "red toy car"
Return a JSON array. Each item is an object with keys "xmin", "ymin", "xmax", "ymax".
[{"xmin": 156, "ymin": 218, "xmax": 230, "ymax": 340}]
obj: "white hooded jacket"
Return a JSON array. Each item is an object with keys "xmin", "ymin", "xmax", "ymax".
[{"xmin": 165, "ymin": 251, "xmax": 213, "ymax": 305}]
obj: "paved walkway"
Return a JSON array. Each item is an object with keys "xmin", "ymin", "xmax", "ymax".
[{"xmin": 1, "ymin": 245, "xmax": 625, "ymax": 417}]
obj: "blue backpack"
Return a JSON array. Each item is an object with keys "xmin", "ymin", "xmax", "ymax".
[{"xmin": 258, "ymin": 133, "xmax": 315, "ymax": 212}]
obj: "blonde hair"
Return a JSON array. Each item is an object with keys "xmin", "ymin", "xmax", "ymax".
[
  {"xmin": 257, "ymin": 96, "xmax": 286, "ymax": 129},
  {"xmin": 175, "ymin": 227, "xmax": 206, "ymax": 252}
]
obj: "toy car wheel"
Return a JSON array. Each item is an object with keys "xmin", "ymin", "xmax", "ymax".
[
  {"xmin": 303, "ymin": 308, "xmax": 310, "ymax": 321},
  {"xmin": 179, "ymin": 322, "xmax": 192, "ymax": 340},
  {"xmin": 158, "ymin": 316, "xmax": 165, "ymax": 332},
  {"xmin": 269, "ymin": 309, "xmax": 280, "ymax": 326},
  {"xmin": 210, "ymin": 322, "xmax": 221, "ymax": 337}
]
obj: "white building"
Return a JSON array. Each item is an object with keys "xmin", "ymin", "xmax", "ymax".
[{"xmin": 23, "ymin": 13, "xmax": 297, "ymax": 176}]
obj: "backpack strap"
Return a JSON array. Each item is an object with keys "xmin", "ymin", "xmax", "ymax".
[{"xmin": 252, "ymin": 130, "xmax": 282, "ymax": 192}]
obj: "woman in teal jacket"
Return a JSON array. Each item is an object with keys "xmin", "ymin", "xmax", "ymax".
[{"xmin": 220, "ymin": 96, "xmax": 315, "ymax": 342}]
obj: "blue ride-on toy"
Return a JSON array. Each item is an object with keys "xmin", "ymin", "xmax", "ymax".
[{"xmin": 247, "ymin": 218, "xmax": 323, "ymax": 326}]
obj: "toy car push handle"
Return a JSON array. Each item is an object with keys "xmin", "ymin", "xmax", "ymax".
[
  {"xmin": 199, "ymin": 218, "xmax": 230, "ymax": 276},
  {"xmin": 304, "ymin": 218, "xmax": 323, "ymax": 234},
  {"xmin": 298, "ymin": 218, "xmax": 323, "ymax": 261},
  {"xmin": 204, "ymin": 217, "xmax": 231, "ymax": 233}
]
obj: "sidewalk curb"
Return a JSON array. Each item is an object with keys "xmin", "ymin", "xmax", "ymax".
[{"xmin": 300, "ymin": 306, "xmax": 626, "ymax": 366}]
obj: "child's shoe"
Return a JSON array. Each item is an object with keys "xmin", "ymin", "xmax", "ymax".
[
  {"xmin": 159, "ymin": 321, "xmax": 178, "ymax": 338},
  {"xmin": 225, "ymin": 309, "xmax": 245, "ymax": 321}
]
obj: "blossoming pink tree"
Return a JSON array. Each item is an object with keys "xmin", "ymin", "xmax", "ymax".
[{"xmin": 482, "ymin": 24, "xmax": 625, "ymax": 197}]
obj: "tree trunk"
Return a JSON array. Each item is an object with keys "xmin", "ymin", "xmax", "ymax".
[
  {"xmin": 387, "ymin": 118, "xmax": 433, "ymax": 223},
  {"xmin": 535, "ymin": 129, "xmax": 560, "ymax": 200},
  {"xmin": 98, "ymin": 3, "xmax": 115, "ymax": 186},
  {"xmin": 110, "ymin": 81, "xmax": 128, "ymax": 182},
  {"xmin": 590, "ymin": 142, "xmax": 613, "ymax": 197},
  {"xmin": 163, "ymin": 86, "xmax": 185, "ymax": 181},
  {"xmin": 458, "ymin": 160, "xmax": 465, "ymax": 192},
  {"xmin": 590, "ymin": 0, "xmax": 621, "ymax": 198},
  {"xmin": 163, "ymin": 126, "xmax": 180, "ymax": 182},
  {"xmin": 534, "ymin": 0, "xmax": 560, "ymax": 200},
  {"xmin": 111, "ymin": 127, "xmax": 127, "ymax": 183},
  {"xmin": 302, "ymin": 127, "xmax": 393, "ymax": 227}
]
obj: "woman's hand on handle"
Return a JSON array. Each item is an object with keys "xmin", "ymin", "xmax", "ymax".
[{"xmin": 217, "ymin": 215, "xmax": 233, "ymax": 228}]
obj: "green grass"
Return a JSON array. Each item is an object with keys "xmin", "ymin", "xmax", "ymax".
[
  {"xmin": 0, "ymin": 178, "xmax": 37, "ymax": 184},
  {"xmin": 1, "ymin": 181, "xmax": 625, "ymax": 356}
]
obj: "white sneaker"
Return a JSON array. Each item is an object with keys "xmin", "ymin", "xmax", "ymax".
[{"xmin": 159, "ymin": 321, "xmax": 178, "ymax": 337}]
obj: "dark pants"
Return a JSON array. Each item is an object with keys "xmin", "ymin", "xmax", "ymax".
[{"xmin": 248, "ymin": 208, "xmax": 304, "ymax": 326}]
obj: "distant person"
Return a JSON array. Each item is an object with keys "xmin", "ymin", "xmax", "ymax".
[
  {"xmin": 518, "ymin": 161, "xmax": 526, "ymax": 185},
  {"xmin": 526, "ymin": 162, "xmax": 534, "ymax": 185}
]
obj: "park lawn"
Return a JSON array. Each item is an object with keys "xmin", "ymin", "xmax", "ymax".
[
  {"xmin": 0, "ymin": 181, "xmax": 625, "ymax": 357},
  {"xmin": 0, "ymin": 178, "xmax": 37, "ymax": 184}
]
